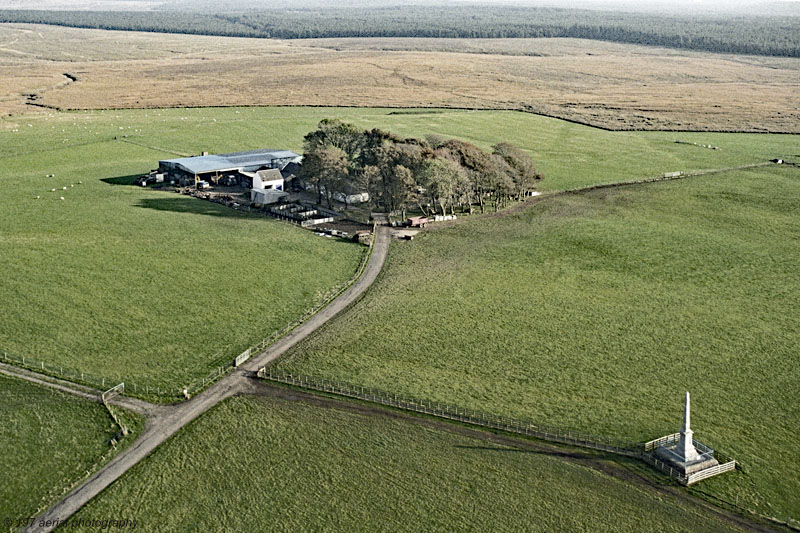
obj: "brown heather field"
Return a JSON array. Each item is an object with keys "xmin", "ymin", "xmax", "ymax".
[{"xmin": 1, "ymin": 23, "xmax": 798, "ymax": 132}]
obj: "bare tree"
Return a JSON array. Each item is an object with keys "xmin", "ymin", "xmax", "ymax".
[
  {"xmin": 420, "ymin": 158, "xmax": 463, "ymax": 216},
  {"xmin": 492, "ymin": 142, "xmax": 542, "ymax": 200}
]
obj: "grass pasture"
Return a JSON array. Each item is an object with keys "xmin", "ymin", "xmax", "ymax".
[
  {"xmin": 1, "ymin": 106, "xmax": 797, "ymax": 523},
  {"xmin": 0, "ymin": 373, "xmax": 142, "ymax": 524},
  {"xmin": 0, "ymin": 106, "xmax": 796, "ymax": 393},
  {"xmin": 69, "ymin": 395, "xmax": 747, "ymax": 532},
  {"xmin": 277, "ymin": 167, "xmax": 800, "ymax": 523},
  {"xmin": 0, "ymin": 118, "xmax": 364, "ymax": 394}
]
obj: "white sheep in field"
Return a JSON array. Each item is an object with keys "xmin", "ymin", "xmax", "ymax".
[
  {"xmin": 51, "ymin": 188, "xmax": 56, "ymax": 192},
  {"xmin": 35, "ymin": 196, "xmax": 40, "ymax": 200},
  {"xmin": 60, "ymin": 197, "xmax": 65, "ymax": 200},
  {"xmin": 62, "ymin": 186, "xmax": 67, "ymax": 190}
]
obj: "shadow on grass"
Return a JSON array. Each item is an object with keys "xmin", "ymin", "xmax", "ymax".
[
  {"xmin": 135, "ymin": 196, "xmax": 248, "ymax": 218},
  {"xmin": 135, "ymin": 197, "xmax": 367, "ymax": 252},
  {"xmin": 453, "ymin": 444, "xmax": 611, "ymax": 461},
  {"xmin": 101, "ymin": 174, "xmax": 140, "ymax": 186}
]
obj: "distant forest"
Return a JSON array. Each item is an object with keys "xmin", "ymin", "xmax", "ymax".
[{"xmin": 2, "ymin": 6, "xmax": 799, "ymax": 57}]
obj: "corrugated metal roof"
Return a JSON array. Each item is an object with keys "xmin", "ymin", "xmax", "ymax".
[{"xmin": 161, "ymin": 149, "xmax": 300, "ymax": 175}]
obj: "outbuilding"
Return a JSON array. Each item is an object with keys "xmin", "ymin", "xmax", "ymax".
[
  {"xmin": 158, "ymin": 149, "xmax": 301, "ymax": 186},
  {"xmin": 241, "ymin": 168, "xmax": 285, "ymax": 191},
  {"xmin": 251, "ymin": 188, "xmax": 289, "ymax": 206}
]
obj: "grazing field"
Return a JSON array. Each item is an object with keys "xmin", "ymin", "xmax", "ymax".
[
  {"xmin": 277, "ymin": 167, "xmax": 800, "ymax": 524},
  {"xmin": 0, "ymin": 106, "xmax": 796, "ymax": 394},
  {"xmin": 0, "ymin": 109, "xmax": 364, "ymax": 393},
  {"xmin": 1, "ymin": 24, "xmax": 799, "ymax": 132},
  {"xmin": 0, "ymin": 373, "xmax": 142, "ymax": 524},
  {"xmin": 70, "ymin": 394, "xmax": 747, "ymax": 532}
]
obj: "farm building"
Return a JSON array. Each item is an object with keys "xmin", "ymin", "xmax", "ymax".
[
  {"xmin": 158, "ymin": 149, "xmax": 301, "ymax": 186},
  {"xmin": 251, "ymin": 188, "xmax": 289, "ymax": 205},
  {"xmin": 281, "ymin": 162, "xmax": 302, "ymax": 191},
  {"xmin": 241, "ymin": 168, "xmax": 285, "ymax": 191}
]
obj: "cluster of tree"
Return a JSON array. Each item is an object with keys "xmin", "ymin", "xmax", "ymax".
[
  {"xmin": 299, "ymin": 120, "xmax": 542, "ymax": 219},
  {"xmin": 2, "ymin": 7, "xmax": 800, "ymax": 57}
]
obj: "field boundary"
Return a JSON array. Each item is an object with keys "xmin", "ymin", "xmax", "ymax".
[
  {"xmin": 115, "ymin": 137, "xmax": 190, "ymax": 157},
  {"xmin": 561, "ymin": 162, "xmax": 775, "ymax": 195},
  {"xmin": 189, "ymin": 223, "xmax": 377, "ymax": 390},
  {"xmin": 256, "ymin": 366, "xmax": 742, "ymax": 486},
  {"xmin": 0, "ymin": 226, "xmax": 376, "ymax": 402},
  {"xmin": 426, "ymin": 161, "xmax": 783, "ymax": 232},
  {"xmin": 257, "ymin": 366, "xmax": 641, "ymax": 455},
  {"xmin": 0, "ymin": 349, "xmax": 202, "ymax": 399},
  {"xmin": 10, "ymin": 103, "xmax": 800, "ymax": 135}
]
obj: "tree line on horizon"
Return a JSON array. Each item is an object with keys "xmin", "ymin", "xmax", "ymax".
[
  {"xmin": 1, "ymin": 7, "xmax": 799, "ymax": 57},
  {"xmin": 299, "ymin": 119, "xmax": 542, "ymax": 219}
]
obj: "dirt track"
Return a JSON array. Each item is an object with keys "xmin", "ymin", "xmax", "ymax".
[
  {"xmin": 21, "ymin": 226, "xmax": 391, "ymax": 533},
  {"xmin": 12, "ymin": 192, "xmax": 791, "ymax": 532},
  {"xmin": 249, "ymin": 381, "xmax": 783, "ymax": 533}
]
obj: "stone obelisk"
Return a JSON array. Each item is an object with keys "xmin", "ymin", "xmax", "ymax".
[{"xmin": 675, "ymin": 391, "xmax": 699, "ymax": 462}]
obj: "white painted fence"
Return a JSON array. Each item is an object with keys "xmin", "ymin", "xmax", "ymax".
[
  {"xmin": 686, "ymin": 461, "xmax": 737, "ymax": 485},
  {"xmin": 234, "ymin": 348, "xmax": 252, "ymax": 368}
]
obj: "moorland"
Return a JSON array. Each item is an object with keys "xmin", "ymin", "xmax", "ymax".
[{"xmin": 1, "ymin": 25, "xmax": 798, "ymax": 132}]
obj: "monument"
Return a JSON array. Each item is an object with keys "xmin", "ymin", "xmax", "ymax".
[{"xmin": 655, "ymin": 391, "xmax": 718, "ymax": 475}]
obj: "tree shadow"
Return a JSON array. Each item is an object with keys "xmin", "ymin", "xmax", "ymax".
[{"xmin": 101, "ymin": 174, "xmax": 141, "ymax": 186}]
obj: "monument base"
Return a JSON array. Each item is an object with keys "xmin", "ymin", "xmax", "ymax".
[{"xmin": 655, "ymin": 445, "xmax": 718, "ymax": 475}]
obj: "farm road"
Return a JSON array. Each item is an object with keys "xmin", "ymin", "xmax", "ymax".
[
  {"xmin": 0, "ymin": 363, "xmax": 155, "ymax": 416},
  {"xmin": 16, "ymin": 167, "xmax": 791, "ymax": 532},
  {"xmin": 23, "ymin": 226, "xmax": 391, "ymax": 533}
]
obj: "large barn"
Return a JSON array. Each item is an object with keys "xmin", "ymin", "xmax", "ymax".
[{"xmin": 158, "ymin": 149, "xmax": 301, "ymax": 186}]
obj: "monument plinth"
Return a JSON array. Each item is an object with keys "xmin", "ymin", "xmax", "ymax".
[{"xmin": 655, "ymin": 392, "xmax": 718, "ymax": 475}]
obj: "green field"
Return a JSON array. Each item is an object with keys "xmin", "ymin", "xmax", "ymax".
[
  {"xmin": 277, "ymin": 167, "xmax": 800, "ymax": 523},
  {"xmin": 0, "ymin": 373, "xmax": 142, "ymax": 524},
  {"xmin": 6, "ymin": 107, "xmax": 792, "ymax": 394},
  {"xmin": 2, "ymin": 107, "xmax": 796, "ymax": 192},
  {"xmin": 1, "ymin": 107, "xmax": 797, "ymax": 523},
  {"xmin": 69, "ymin": 394, "xmax": 746, "ymax": 532},
  {"xmin": 0, "ymin": 110, "xmax": 366, "ymax": 393}
]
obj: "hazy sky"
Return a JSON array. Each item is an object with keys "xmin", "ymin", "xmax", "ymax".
[{"xmin": 2, "ymin": 0, "xmax": 799, "ymax": 16}]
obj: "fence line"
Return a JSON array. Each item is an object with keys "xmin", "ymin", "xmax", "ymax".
[
  {"xmin": 257, "ymin": 366, "xmax": 739, "ymax": 485},
  {"xmin": 0, "ymin": 225, "xmax": 377, "ymax": 400},
  {"xmin": 563, "ymin": 162, "xmax": 774, "ymax": 197},
  {"xmin": 101, "ymin": 383, "xmax": 129, "ymax": 437},
  {"xmin": 258, "ymin": 366, "xmax": 641, "ymax": 456},
  {"xmin": 1, "ymin": 349, "xmax": 187, "ymax": 398}
]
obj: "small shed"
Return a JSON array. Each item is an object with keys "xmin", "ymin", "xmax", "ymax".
[
  {"xmin": 334, "ymin": 191, "xmax": 370, "ymax": 204},
  {"xmin": 251, "ymin": 188, "xmax": 288, "ymax": 206}
]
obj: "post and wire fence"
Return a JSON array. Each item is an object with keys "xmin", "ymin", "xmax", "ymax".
[
  {"xmin": 257, "ymin": 365, "xmax": 738, "ymax": 485},
  {"xmin": 1, "ymin": 348, "xmax": 230, "ymax": 400},
  {"xmin": 257, "ymin": 366, "xmax": 642, "ymax": 456},
  {"xmin": 0, "ymin": 224, "xmax": 378, "ymax": 400}
]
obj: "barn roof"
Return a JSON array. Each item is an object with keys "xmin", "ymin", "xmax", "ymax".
[
  {"xmin": 161, "ymin": 149, "xmax": 300, "ymax": 175},
  {"xmin": 256, "ymin": 169, "xmax": 283, "ymax": 181}
]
